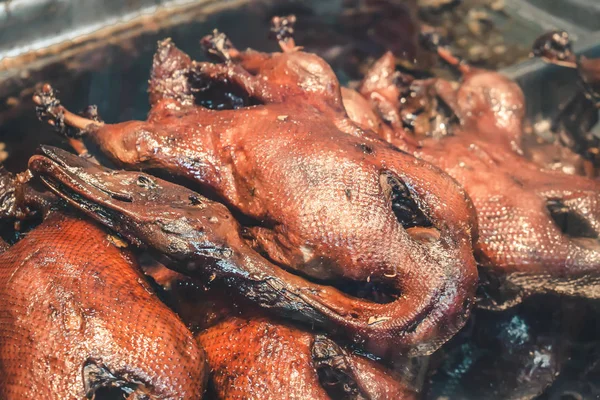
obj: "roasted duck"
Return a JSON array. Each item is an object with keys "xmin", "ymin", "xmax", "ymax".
[
  {"xmin": 0, "ymin": 10, "xmax": 594, "ymax": 400},
  {"xmin": 32, "ymin": 22, "xmax": 480, "ymax": 356},
  {"xmin": 349, "ymin": 38, "xmax": 600, "ymax": 308},
  {"xmin": 0, "ymin": 212, "xmax": 207, "ymax": 399},
  {"xmin": 28, "ymin": 144, "xmax": 472, "ymax": 358}
]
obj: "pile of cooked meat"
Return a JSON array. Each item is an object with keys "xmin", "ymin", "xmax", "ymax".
[{"xmin": 0, "ymin": 15, "xmax": 598, "ymax": 399}]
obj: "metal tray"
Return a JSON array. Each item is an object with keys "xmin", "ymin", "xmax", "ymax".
[
  {"xmin": 524, "ymin": 0, "xmax": 600, "ymax": 32},
  {"xmin": 1, "ymin": 0, "xmax": 597, "ymax": 120}
]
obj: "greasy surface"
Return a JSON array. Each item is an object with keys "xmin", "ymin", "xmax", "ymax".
[
  {"xmin": 198, "ymin": 316, "xmax": 417, "ymax": 400},
  {"xmin": 33, "ymin": 30, "xmax": 480, "ymax": 356},
  {"xmin": 0, "ymin": 166, "xmax": 55, "ymax": 222},
  {"xmin": 143, "ymin": 265, "xmax": 417, "ymax": 400},
  {"xmin": 0, "ymin": 166, "xmax": 15, "ymax": 220},
  {"xmin": 89, "ymin": 36, "xmax": 478, "ymax": 298},
  {"xmin": 0, "ymin": 213, "xmax": 206, "ymax": 399},
  {"xmin": 199, "ymin": 316, "xmax": 331, "ymax": 400},
  {"xmin": 354, "ymin": 50, "xmax": 600, "ymax": 308},
  {"xmin": 29, "ymin": 146, "xmax": 469, "ymax": 358}
]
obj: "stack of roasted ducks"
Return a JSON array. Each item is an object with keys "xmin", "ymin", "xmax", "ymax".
[{"xmin": 0, "ymin": 16, "xmax": 598, "ymax": 399}]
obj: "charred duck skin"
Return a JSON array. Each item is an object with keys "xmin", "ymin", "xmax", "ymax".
[
  {"xmin": 0, "ymin": 212, "xmax": 206, "ymax": 399},
  {"xmin": 352, "ymin": 43, "xmax": 600, "ymax": 308},
  {"xmin": 28, "ymin": 145, "xmax": 473, "ymax": 357},
  {"xmin": 32, "ymin": 26, "xmax": 479, "ymax": 356}
]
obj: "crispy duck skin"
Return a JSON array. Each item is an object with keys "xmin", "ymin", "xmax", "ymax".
[
  {"xmin": 142, "ymin": 266, "xmax": 418, "ymax": 400},
  {"xmin": 31, "ymin": 25, "xmax": 479, "ymax": 355},
  {"xmin": 0, "ymin": 212, "xmax": 207, "ymax": 399},
  {"xmin": 28, "ymin": 145, "xmax": 473, "ymax": 358},
  {"xmin": 199, "ymin": 316, "xmax": 418, "ymax": 400},
  {"xmin": 352, "ymin": 47, "xmax": 600, "ymax": 308}
]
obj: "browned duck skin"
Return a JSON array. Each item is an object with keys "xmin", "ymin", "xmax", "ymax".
[
  {"xmin": 143, "ymin": 266, "xmax": 418, "ymax": 400},
  {"xmin": 354, "ymin": 48, "xmax": 600, "ymax": 308},
  {"xmin": 28, "ymin": 145, "xmax": 474, "ymax": 357},
  {"xmin": 0, "ymin": 212, "xmax": 207, "ymax": 399},
  {"xmin": 32, "ymin": 25, "xmax": 479, "ymax": 355},
  {"xmin": 199, "ymin": 317, "xmax": 418, "ymax": 400}
]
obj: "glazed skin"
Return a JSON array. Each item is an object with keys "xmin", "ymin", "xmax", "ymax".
[
  {"xmin": 352, "ymin": 50, "xmax": 600, "ymax": 308},
  {"xmin": 33, "ymin": 30, "xmax": 479, "ymax": 356},
  {"xmin": 0, "ymin": 212, "xmax": 206, "ymax": 399},
  {"xmin": 28, "ymin": 145, "xmax": 471, "ymax": 358},
  {"xmin": 199, "ymin": 317, "xmax": 417, "ymax": 400},
  {"xmin": 0, "ymin": 166, "xmax": 55, "ymax": 222},
  {"xmin": 142, "ymin": 266, "xmax": 417, "ymax": 400}
]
